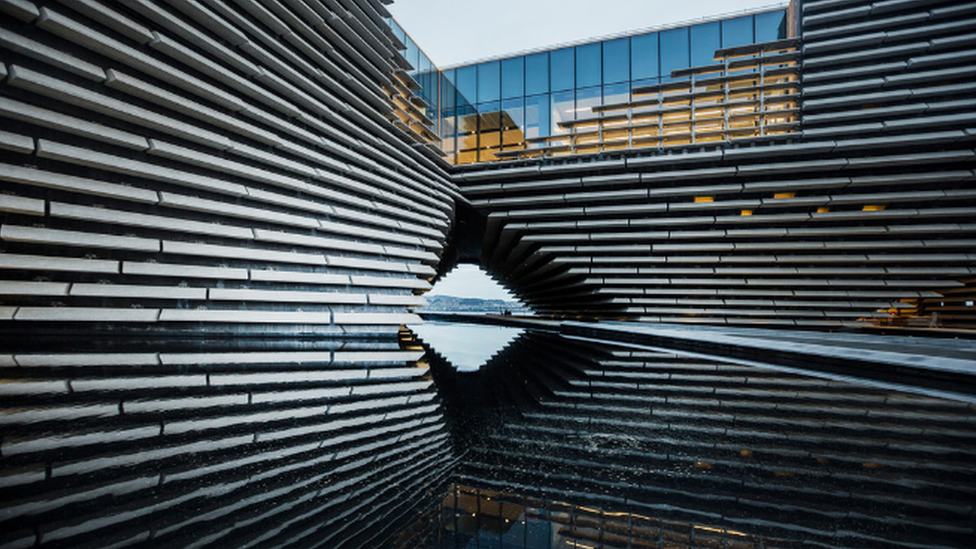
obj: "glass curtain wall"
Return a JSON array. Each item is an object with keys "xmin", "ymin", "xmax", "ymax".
[
  {"xmin": 387, "ymin": 19, "xmax": 450, "ymax": 141},
  {"xmin": 390, "ymin": 10, "xmax": 788, "ymax": 164}
]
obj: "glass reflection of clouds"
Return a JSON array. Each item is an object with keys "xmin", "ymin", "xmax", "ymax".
[{"xmin": 419, "ymin": 10, "xmax": 789, "ymax": 164}]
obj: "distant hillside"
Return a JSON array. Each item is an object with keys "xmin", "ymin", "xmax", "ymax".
[{"xmin": 420, "ymin": 295, "xmax": 528, "ymax": 314}]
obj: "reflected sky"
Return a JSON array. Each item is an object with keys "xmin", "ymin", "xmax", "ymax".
[{"xmin": 410, "ymin": 322, "xmax": 524, "ymax": 372}]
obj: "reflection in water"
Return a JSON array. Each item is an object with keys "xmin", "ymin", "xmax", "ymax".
[
  {"xmin": 409, "ymin": 328, "xmax": 976, "ymax": 549},
  {"xmin": 1, "ymin": 326, "xmax": 975, "ymax": 549},
  {"xmin": 410, "ymin": 322, "xmax": 524, "ymax": 372},
  {"xmin": 0, "ymin": 332, "xmax": 451, "ymax": 549}
]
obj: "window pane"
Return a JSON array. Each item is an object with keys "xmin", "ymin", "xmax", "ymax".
[
  {"xmin": 501, "ymin": 98, "xmax": 525, "ymax": 146},
  {"xmin": 603, "ymin": 82, "xmax": 630, "ymax": 106},
  {"xmin": 477, "ymin": 101, "xmax": 502, "ymax": 160},
  {"xmin": 660, "ymin": 27, "xmax": 689, "ymax": 79},
  {"xmin": 722, "ymin": 15, "xmax": 754, "ymax": 48},
  {"xmin": 404, "ymin": 39, "xmax": 420, "ymax": 74},
  {"xmin": 603, "ymin": 37, "xmax": 629, "ymax": 84},
  {"xmin": 525, "ymin": 52, "xmax": 549, "ymax": 95},
  {"xmin": 525, "ymin": 93, "xmax": 550, "ymax": 140},
  {"xmin": 632, "ymin": 77, "xmax": 658, "ymax": 90},
  {"xmin": 440, "ymin": 71, "xmax": 456, "ymax": 110},
  {"xmin": 477, "ymin": 61, "xmax": 500, "ymax": 103},
  {"xmin": 440, "ymin": 108, "xmax": 456, "ymax": 159},
  {"xmin": 576, "ymin": 86, "xmax": 601, "ymax": 120},
  {"xmin": 756, "ymin": 10, "xmax": 787, "ymax": 42},
  {"xmin": 389, "ymin": 19, "xmax": 406, "ymax": 45},
  {"xmin": 550, "ymin": 48, "xmax": 575, "ymax": 91},
  {"xmin": 576, "ymin": 43, "xmax": 601, "ymax": 89},
  {"xmin": 457, "ymin": 104, "xmax": 479, "ymax": 153},
  {"xmin": 456, "ymin": 65, "xmax": 477, "ymax": 107},
  {"xmin": 501, "ymin": 57, "xmax": 524, "ymax": 99},
  {"xmin": 631, "ymin": 32, "xmax": 659, "ymax": 81},
  {"xmin": 418, "ymin": 54, "xmax": 436, "ymax": 112},
  {"xmin": 690, "ymin": 21, "xmax": 721, "ymax": 66},
  {"xmin": 551, "ymin": 90, "xmax": 575, "ymax": 135}
]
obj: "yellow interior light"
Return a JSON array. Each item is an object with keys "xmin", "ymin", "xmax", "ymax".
[
  {"xmin": 863, "ymin": 205, "xmax": 886, "ymax": 211},
  {"xmin": 695, "ymin": 196, "xmax": 714, "ymax": 203},
  {"xmin": 817, "ymin": 207, "xmax": 830, "ymax": 213},
  {"xmin": 774, "ymin": 192, "xmax": 795, "ymax": 199},
  {"xmin": 740, "ymin": 210, "xmax": 753, "ymax": 216}
]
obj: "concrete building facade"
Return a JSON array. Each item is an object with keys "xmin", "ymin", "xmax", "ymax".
[
  {"xmin": 0, "ymin": 0, "xmax": 974, "ymax": 335},
  {"xmin": 449, "ymin": 0, "xmax": 976, "ymax": 328},
  {"xmin": 0, "ymin": 0, "xmax": 459, "ymax": 338}
]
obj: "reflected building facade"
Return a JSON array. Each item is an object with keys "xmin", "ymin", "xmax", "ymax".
[{"xmin": 412, "ymin": 329, "xmax": 976, "ymax": 549}]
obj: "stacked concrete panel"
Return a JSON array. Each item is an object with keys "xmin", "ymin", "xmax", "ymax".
[
  {"xmin": 456, "ymin": 0, "xmax": 976, "ymax": 328},
  {"xmin": 0, "ymin": 0, "xmax": 458, "ymax": 337}
]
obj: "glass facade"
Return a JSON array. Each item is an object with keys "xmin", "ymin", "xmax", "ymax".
[{"xmin": 389, "ymin": 9, "xmax": 789, "ymax": 164}]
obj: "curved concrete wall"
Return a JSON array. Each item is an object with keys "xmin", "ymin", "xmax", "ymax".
[
  {"xmin": 0, "ymin": 0, "xmax": 458, "ymax": 337},
  {"xmin": 457, "ymin": 0, "xmax": 976, "ymax": 328}
]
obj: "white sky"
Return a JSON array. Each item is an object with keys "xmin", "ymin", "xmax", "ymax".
[
  {"xmin": 387, "ymin": 0, "xmax": 787, "ymax": 67},
  {"xmin": 426, "ymin": 264, "xmax": 515, "ymax": 300}
]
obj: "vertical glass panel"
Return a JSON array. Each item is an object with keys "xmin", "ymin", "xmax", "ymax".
[
  {"xmin": 603, "ymin": 37, "xmax": 629, "ymax": 84},
  {"xmin": 477, "ymin": 101, "xmax": 502, "ymax": 160},
  {"xmin": 388, "ymin": 19, "xmax": 406, "ymax": 45},
  {"xmin": 455, "ymin": 65, "xmax": 477, "ymax": 108},
  {"xmin": 631, "ymin": 32, "xmax": 659, "ymax": 81},
  {"xmin": 575, "ymin": 43, "xmax": 601, "ymax": 89},
  {"xmin": 440, "ymin": 71, "xmax": 456, "ymax": 110},
  {"xmin": 477, "ymin": 102, "xmax": 502, "ymax": 131},
  {"xmin": 603, "ymin": 83, "xmax": 630, "ymax": 107},
  {"xmin": 406, "ymin": 43, "xmax": 421, "ymax": 75},
  {"xmin": 576, "ymin": 86, "xmax": 602, "ymax": 120},
  {"xmin": 440, "ymin": 107, "xmax": 456, "ymax": 161},
  {"xmin": 501, "ymin": 57, "xmax": 524, "ymax": 100},
  {"xmin": 660, "ymin": 27, "xmax": 690, "ymax": 79},
  {"xmin": 550, "ymin": 48, "xmax": 575, "ymax": 91},
  {"xmin": 722, "ymin": 15, "xmax": 754, "ymax": 48},
  {"xmin": 501, "ymin": 98, "xmax": 525, "ymax": 146},
  {"xmin": 690, "ymin": 21, "xmax": 721, "ymax": 66},
  {"xmin": 456, "ymin": 104, "xmax": 479, "ymax": 164},
  {"xmin": 477, "ymin": 61, "xmax": 500, "ymax": 103},
  {"xmin": 551, "ymin": 90, "xmax": 575, "ymax": 135},
  {"xmin": 524, "ymin": 93, "xmax": 550, "ymax": 140},
  {"xmin": 525, "ymin": 52, "xmax": 549, "ymax": 95},
  {"xmin": 756, "ymin": 10, "xmax": 788, "ymax": 42},
  {"xmin": 631, "ymin": 78, "xmax": 658, "ymax": 92},
  {"xmin": 419, "ymin": 55, "xmax": 437, "ymax": 112}
]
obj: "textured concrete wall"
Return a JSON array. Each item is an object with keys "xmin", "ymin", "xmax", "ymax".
[
  {"xmin": 2, "ymin": 0, "xmax": 974, "ymax": 333},
  {"xmin": 0, "ymin": 0, "xmax": 458, "ymax": 338},
  {"xmin": 457, "ymin": 0, "xmax": 976, "ymax": 328}
]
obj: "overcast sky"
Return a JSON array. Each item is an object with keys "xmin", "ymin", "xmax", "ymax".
[{"xmin": 387, "ymin": 0, "xmax": 787, "ymax": 67}]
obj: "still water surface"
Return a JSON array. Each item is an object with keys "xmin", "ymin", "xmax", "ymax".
[{"xmin": 1, "ymin": 324, "xmax": 974, "ymax": 549}]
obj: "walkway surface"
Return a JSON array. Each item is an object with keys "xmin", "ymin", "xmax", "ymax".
[{"xmin": 419, "ymin": 312, "xmax": 976, "ymax": 399}]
